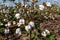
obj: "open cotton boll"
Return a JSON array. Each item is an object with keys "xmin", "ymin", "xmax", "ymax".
[
  {"xmin": 25, "ymin": 25, "xmax": 31, "ymax": 32},
  {"xmin": 4, "ymin": 29, "xmax": 10, "ymax": 34},
  {"xmin": 29, "ymin": 21, "xmax": 35, "ymax": 27},
  {"xmin": 15, "ymin": 28, "xmax": 21, "ymax": 36},
  {"xmin": 46, "ymin": 2, "xmax": 51, "ymax": 7},
  {"xmin": 7, "ymin": 22, "xmax": 11, "ymax": 27},
  {"xmin": 13, "ymin": 21, "xmax": 16, "ymax": 25},
  {"xmin": 41, "ymin": 31, "xmax": 47, "ymax": 37},
  {"xmin": 51, "ymin": 16, "xmax": 55, "ymax": 20},
  {"xmin": 19, "ymin": 19, "xmax": 25, "ymax": 25},
  {"xmin": 17, "ymin": 23, "xmax": 21, "ymax": 27},
  {"xmin": 25, "ymin": 4, "xmax": 27, "ymax": 7},
  {"xmin": 45, "ymin": 29, "xmax": 50, "ymax": 35},
  {"xmin": 39, "ymin": 5, "xmax": 44, "ymax": 10},
  {"xmin": 44, "ymin": 16, "xmax": 48, "ymax": 19},
  {"xmin": 3, "ymin": 19, "xmax": 8, "ymax": 22},
  {"xmin": 5, "ymin": 24, "xmax": 8, "ymax": 27},
  {"xmin": 15, "ymin": 13, "xmax": 20, "ymax": 19}
]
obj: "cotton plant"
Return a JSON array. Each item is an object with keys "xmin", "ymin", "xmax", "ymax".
[{"xmin": 0, "ymin": 0, "xmax": 60, "ymax": 40}]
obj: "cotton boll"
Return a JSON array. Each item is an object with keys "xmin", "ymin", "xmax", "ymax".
[
  {"xmin": 41, "ymin": 31, "xmax": 47, "ymax": 37},
  {"xmin": 18, "ymin": 32, "xmax": 21, "ymax": 36},
  {"xmin": 15, "ymin": 13, "xmax": 20, "ymax": 19},
  {"xmin": 51, "ymin": 16, "xmax": 55, "ymax": 20},
  {"xmin": 3, "ymin": 9, "xmax": 6, "ymax": 13},
  {"xmin": 4, "ymin": 29, "xmax": 10, "ymax": 34},
  {"xmin": 25, "ymin": 25, "xmax": 31, "ymax": 32},
  {"xmin": 25, "ymin": 5, "xmax": 27, "ymax": 8},
  {"xmin": 5, "ymin": 24, "xmax": 8, "ymax": 27},
  {"xmin": 14, "ymin": 10, "xmax": 17, "ymax": 13},
  {"xmin": 15, "ymin": 28, "xmax": 21, "ymax": 36},
  {"xmin": 7, "ymin": 22, "xmax": 11, "ymax": 27},
  {"xmin": 13, "ymin": 21, "xmax": 16, "ymax": 25},
  {"xmin": 46, "ymin": 2, "xmax": 51, "ymax": 7},
  {"xmin": 39, "ymin": 5, "xmax": 44, "ymax": 10},
  {"xmin": 17, "ymin": 22, "xmax": 21, "ymax": 27},
  {"xmin": 45, "ymin": 29, "xmax": 50, "ymax": 35},
  {"xmin": 19, "ymin": 19, "xmax": 25, "ymax": 25},
  {"xmin": 29, "ymin": 21, "xmax": 35, "ymax": 27},
  {"xmin": 44, "ymin": 16, "xmax": 48, "ymax": 19},
  {"xmin": 5, "ymin": 14, "xmax": 8, "ymax": 17},
  {"xmin": 16, "ymin": 28, "xmax": 20, "ymax": 34},
  {"xmin": 3, "ymin": 19, "xmax": 8, "ymax": 22}
]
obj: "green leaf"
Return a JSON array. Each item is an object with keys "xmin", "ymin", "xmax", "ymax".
[
  {"xmin": 46, "ymin": 35, "xmax": 54, "ymax": 40},
  {"xmin": 35, "ymin": 23, "xmax": 39, "ymax": 29},
  {"xmin": 34, "ymin": 32, "xmax": 38, "ymax": 40},
  {"xmin": 35, "ymin": 23, "xmax": 42, "ymax": 33},
  {"xmin": 0, "ymin": 25, "xmax": 4, "ymax": 31}
]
